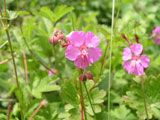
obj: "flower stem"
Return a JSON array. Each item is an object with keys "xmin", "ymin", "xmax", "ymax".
[
  {"xmin": 83, "ymin": 82, "xmax": 97, "ymax": 120},
  {"xmin": 22, "ymin": 51, "xmax": 29, "ymax": 83},
  {"xmin": 5, "ymin": 24, "xmax": 24, "ymax": 120},
  {"xmin": 141, "ymin": 77, "xmax": 149, "ymax": 120},
  {"xmin": 81, "ymin": 102, "xmax": 84, "ymax": 120},
  {"xmin": 2, "ymin": 0, "xmax": 24, "ymax": 119},
  {"xmin": 108, "ymin": 0, "xmax": 115, "ymax": 119},
  {"xmin": 7, "ymin": 101, "xmax": 12, "ymax": 120},
  {"xmin": 29, "ymin": 100, "xmax": 47, "ymax": 120},
  {"xmin": 79, "ymin": 81, "xmax": 87, "ymax": 120}
]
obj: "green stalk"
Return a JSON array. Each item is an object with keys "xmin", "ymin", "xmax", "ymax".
[
  {"xmin": 108, "ymin": 0, "xmax": 115, "ymax": 119},
  {"xmin": 3, "ymin": 0, "xmax": 24, "ymax": 119},
  {"xmin": 79, "ymin": 81, "xmax": 87, "ymax": 120},
  {"xmin": 83, "ymin": 82, "xmax": 97, "ymax": 120},
  {"xmin": 5, "ymin": 21, "xmax": 24, "ymax": 120},
  {"xmin": 5, "ymin": 30, "xmax": 20, "ymax": 87},
  {"xmin": 141, "ymin": 77, "xmax": 149, "ymax": 120}
]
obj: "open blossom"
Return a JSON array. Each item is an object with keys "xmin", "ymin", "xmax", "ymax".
[
  {"xmin": 65, "ymin": 31, "xmax": 102, "ymax": 69},
  {"xmin": 152, "ymin": 27, "xmax": 160, "ymax": 44},
  {"xmin": 122, "ymin": 43, "xmax": 150, "ymax": 76}
]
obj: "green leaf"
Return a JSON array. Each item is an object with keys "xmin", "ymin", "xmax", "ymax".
[
  {"xmin": 0, "ymin": 41, "xmax": 8, "ymax": 49},
  {"xmin": 123, "ymin": 75, "xmax": 160, "ymax": 119},
  {"xmin": 61, "ymin": 80, "xmax": 79, "ymax": 107},
  {"xmin": 111, "ymin": 105, "xmax": 136, "ymax": 120},
  {"xmin": 0, "ymin": 79, "xmax": 15, "ymax": 89},
  {"xmin": 7, "ymin": 10, "xmax": 18, "ymax": 20},
  {"xmin": 35, "ymin": 7, "xmax": 54, "ymax": 22},
  {"xmin": 0, "ymin": 114, "xmax": 6, "ymax": 120},
  {"xmin": 31, "ymin": 76, "xmax": 60, "ymax": 99},
  {"xmin": 35, "ymin": 5, "xmax": 74, "ymax": 24},
  {"xmin": 53, "ymin": 5, "xmax": 74, "ymax": 23}
]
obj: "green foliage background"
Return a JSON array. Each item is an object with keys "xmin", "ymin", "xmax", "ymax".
[{"xmin": 0, "ymin": 0, "xmax": 160, "ymax": 120}]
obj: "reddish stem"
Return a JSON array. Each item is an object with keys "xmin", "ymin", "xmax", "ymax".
[
  {"xmin": 23, "ymin": 51, "xmax": 29, "ymax": 83},
  {"xmin": 121, "ymin": 34, "xmax": 132, "ymax": 45},
  {"xmin": 7, "ymin": 101, "xmax": 13, "ymax": 120},
  {"xmin": 134, "ymin": 21, "xmax": 139, "ymax": 43},
  {"xmin": 81, "ymin": 102, "xmax": 84, "ymax": 120},
  {"xmin": 135, "ymin": 34, "xmax": 139, "ymax": 43},
  {"xmin": 0, "ymin": 59, "xmax": 9, "ymax": 64}
]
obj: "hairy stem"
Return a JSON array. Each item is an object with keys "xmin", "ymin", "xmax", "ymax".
[
  {"xmin": 108, "ymin": 0, "xmax": 115, "ymax": 119},
  {"xmin": 79, "ymin": 81, "xmax": 87, "ymax": 120},
  {"xmin": 141, "ymin": 77, "xmax": 149, "ymax": 120}
]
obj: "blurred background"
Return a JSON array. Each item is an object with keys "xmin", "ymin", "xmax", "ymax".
[{"xmin": 0, "ymin": 0, "xmax": 160, "ymax": 120}]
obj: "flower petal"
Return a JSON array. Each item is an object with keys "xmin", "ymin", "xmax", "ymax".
[
  {"xmin": 65, "ymin": 45, "xmax": 81, "ymax": 61},
  {"xmin": 85, "ymin": 31, "xmax": 100, "ymax": 47},
  {"xmin": 131, "ymin": 43, "xmax": 143, "ymax": 55},
  {"xmin": 48, "ymin": 70, "xmax": 53, "ymax": 76},
  {"xmin": 123, "ymin": 61, "xmax": 136, "ymax": 74},
  {"xmin": 66, "ymin": 31, "xmax": 85, "ymax": 47},
  {"xmin": 133, "ymin": 62, "xmax": 144, "ymax": 76},
  {"xmin": 155, "ymin": 37, "xmax": 160, "ymax": 45},
  {"xmin": 74, "ymin": 55, "xmax": 90, "ymax": 69},
  {"xmin": 122, "ymin": 47, "xmax": 132, "ymax": 61},
  {"xmin": 140, "ymin": 55, "xmax": 150, "ymax": 68},
  {"xmin": 152, "ymin": 27, "xmax": 160, "ymax": 34},
  {"xmin": 88, "ymin": 47, "xmax": 102, "ymax": 63}
]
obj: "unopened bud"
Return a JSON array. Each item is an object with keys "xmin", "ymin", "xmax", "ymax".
[
  {"xmin": 87, "ymin": 73, "xmax": 93, "ymax": 80},
  {"xmin": 79, "ymin": 74, "xmax": 87, "ymax": 82},
  {"xmin": 49, "ymin": 36, "xmax": 58, "ymax": 46},
  {"xmin": 58, "ymin": 34, "xmax": 64, "ymax": 39}
]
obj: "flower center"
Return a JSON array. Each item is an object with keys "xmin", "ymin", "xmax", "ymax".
[
  {"xmin": 80, "ymin": 45, "xmax": 88, "ymax": 56},
  {"xmin": 82, "ymin": 49, "xmax": 88, "ymax": 55},
  {"xmin": 132, "ymin": 55, "xmax": 139, "ymax": 60}
]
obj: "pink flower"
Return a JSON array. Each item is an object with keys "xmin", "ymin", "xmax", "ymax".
[
  {"xmin": 152, "ymin": 27, "xmax": 160, "ymax": 44},
  {"xmin": 65, "ymin": 31, "xmax": 102, "ymax": 69},
  {"xmin": 122, "ymin": 43, "xmax": 150, "ymax": 76}
]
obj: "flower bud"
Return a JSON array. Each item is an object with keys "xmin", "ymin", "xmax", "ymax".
[
  {"xmin": 58, "ymin": 34, "xmax": 64, "ymax": 40},
  {"xmin": 49, "ymin": 36, "xmax": 58, "ymax": 46},
  {"xmin": 79, "ymin": 74, "xmax": 87, "ymax": 82},
  {"xmin": 87, "ymin": 73, "xmax": 93, "ymax": 80}
]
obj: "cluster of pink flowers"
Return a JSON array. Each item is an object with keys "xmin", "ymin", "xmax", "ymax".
[
  {"xmin": 49, "ymin": 29, "xmax": 152, "ymax": 77},
  {"xmin": 122, "ymin": 35, "xmax": 150, "ymax": 76},
  {"xmin": 152, "ymin": 27, "xmax": 160, "ymax": 45}
]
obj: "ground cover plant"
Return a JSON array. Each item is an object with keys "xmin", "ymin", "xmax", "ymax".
[{"xmin": 0, "ymin": 0, "xmax": 160, "ymax": 120}]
